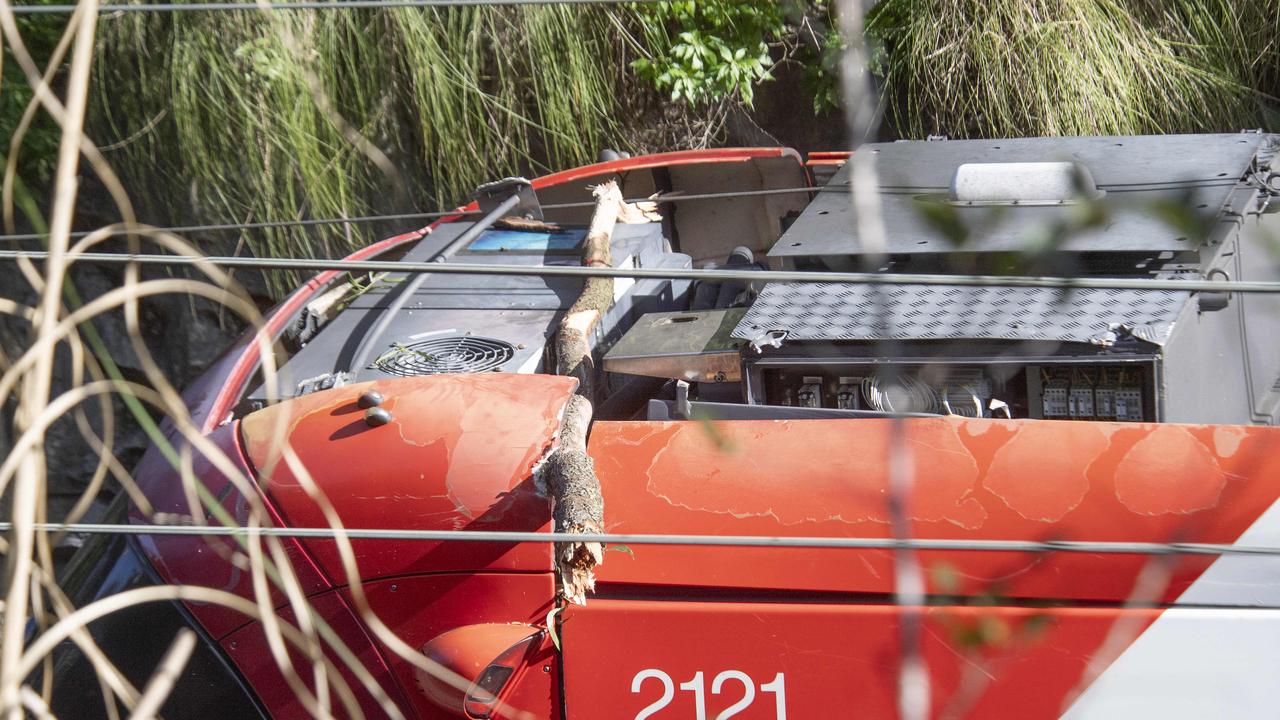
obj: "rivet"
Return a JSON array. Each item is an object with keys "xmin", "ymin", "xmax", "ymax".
[
  {"xmin": 365, "ymin": 406, "xmax": 393, "ymax": 427},
  {"xmin": 543, "ymin": 666, "xmax": 551, "ymax": 673},
  {"xmin": 390, "ymin": 584, "xmax": 398, "ymax": 592},
  {"xmin": 357, "ymin": 389, "xmax": 384, "ymax": 409}
]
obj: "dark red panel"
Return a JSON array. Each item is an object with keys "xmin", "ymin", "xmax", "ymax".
[
  {"xmin": 561, "ymin": 599, "xmax": 1157, "ymax": 720},
  {"xmin": 130, "ymin": 422, "xmax": 330, "ymax": 639},
  {"xmin": 221, "ymin": 588, "xmax": 410, "ymax": 719},
  {"xmin": 241, "ymin": 373, "xmax": 576, "ymax": 583},
  {"xmin": 354, "ymin": 573, "xmax": 558, "ymax": 720}
]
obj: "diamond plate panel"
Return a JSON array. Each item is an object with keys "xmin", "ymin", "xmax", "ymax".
[{"xmin": 732, "ymin": 283, "xmax": 1190, "ymax": 346}]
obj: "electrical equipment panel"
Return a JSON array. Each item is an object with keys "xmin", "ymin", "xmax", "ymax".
[
  {"xmin": 725, "ymin": 134, "xmax": 1280, "ymax": 426},
  {"xmin": 747, "ymin": 358, "xmax": 1158, "ymax": 422}
]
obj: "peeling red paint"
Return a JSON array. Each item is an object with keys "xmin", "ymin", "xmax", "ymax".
[
  {"xmin": 1115, "ymin": 425, "xmax": 1227, "ymax": 516},
  {"xmin": 641, "ymin": 419, "xmax": 984, "ymax": 528},
  {"xmin": 589, "ymin": 417, "xmax": 1280, "ymax": 603},
  {"xmin": 1213, "ymin": 425, "xmax": 1248, "ymax": 458},
  {"xmin": 984, "ymin": 422, "xmax": 1110, "ymax": 522}
]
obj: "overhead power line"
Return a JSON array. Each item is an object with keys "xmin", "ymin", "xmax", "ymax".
[
  {"xmin": 8, "ymin": 0, "xmax": 661, "ymax": 14},
  {"xmin": 0, "ymin": 209, "xmax": 475, "ymax": 243},
  {"xmin": 5, "ymin": 521, "xmax": 1280, "ymax": 558},
  {"xmin": 0, "ymin": 185, "xmax": 838, "ymax": 243},
  {"xmin": 2, "ymin": 249, "xmax": 1276, "ymax": 294}
]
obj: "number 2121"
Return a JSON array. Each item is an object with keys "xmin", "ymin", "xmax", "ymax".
[{"xmin": 631, "ymin": 669, "xmax": 787, "ymax": 720}]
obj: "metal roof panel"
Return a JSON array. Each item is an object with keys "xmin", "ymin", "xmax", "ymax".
[{"xmin": 770, "ymin": 133, "xmax": 1269, "ymax": 258}]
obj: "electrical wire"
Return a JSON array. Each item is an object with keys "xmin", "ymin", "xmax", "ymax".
[
  {"xmin": 940, "ymin": 385, "xmax": 984, "ymax": 418},
  {"xmin": 0, "ymin": 209, "xmax": 475, "ymax": 243},
  {"xmin": 4, "ymin": 249, "xmax": 1277, "ymax": 293},
  {"xmin": 8, "ymin": 0, "xmax": 663, "ymax": 14},
  {"xmin": 6, "ymin": 522, "xmax": 1280, "ymax": 557},
  {"xmin": 862, "ymin": 374, "xmax": 939, "ymax": 414},
  {"xmin": 0, "ymin": 184, "xmax": 842, "ymax": 243}
]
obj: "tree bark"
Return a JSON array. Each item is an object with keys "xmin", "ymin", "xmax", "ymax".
[{"xmin": 546, "ymin": 181, "xmax": 624, "ymax": 604}]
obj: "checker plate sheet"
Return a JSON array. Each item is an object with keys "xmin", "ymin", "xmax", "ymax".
[{"xmin": 732, "ymin": 283, "xmax": 1189, "ymax": 346}]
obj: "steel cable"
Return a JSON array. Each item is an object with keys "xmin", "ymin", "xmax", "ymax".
[
  {"xmin": 0, "ymin": 184, "xmax": 845, "ymax": 242},
  {"xmin": 9, "ymin": 0, "xmax": 664, "ymax": 14},
  {"xmin": 4, "ymin": 248, "xmax": 1277, "ymax": 293},
  {"xmin": 6, "ymin": 522, "xmax": 1280, "ymax": 557}
]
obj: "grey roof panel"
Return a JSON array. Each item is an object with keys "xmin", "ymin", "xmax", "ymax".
[
  {"xmin": 732, "ymin": 282, "xmax": 1190, "ymax": 346},
  {"xmin": 770, "ymin": 133, "xmax": 1269, "ymax": 258}
]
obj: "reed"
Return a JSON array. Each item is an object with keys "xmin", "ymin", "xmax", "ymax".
[
  {"xmin": 867, "ymin": 0, "xmax": 1279, "ymax": 139},
  {"xmin": 91, "ymin": 4, "xmax": 645, "ymax": 293}
]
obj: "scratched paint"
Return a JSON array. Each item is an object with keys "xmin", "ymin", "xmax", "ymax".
[{"xmin": 1213, "ymin": 425, "xmax": 1248, "ymax": 458}]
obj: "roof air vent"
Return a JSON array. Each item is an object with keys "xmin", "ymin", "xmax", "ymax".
[
  {"xmin": 373, "ymin": 335, "xmax": 515, "ymax": 376},
  {"xmin": 949, "ymin": 161, "xmax": 1102, "ymax": 205}
]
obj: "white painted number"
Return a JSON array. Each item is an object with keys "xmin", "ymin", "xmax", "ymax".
[
  {"xmin": 679, "ymin": 672, "xmax": 707, "ymax": 720},
  {"xmin": 711, "ymin": 670, "xmax": 755, "ymax": 720},
  {"xmin": 632, "ymin": 669, "xmax": 675, "ymax": 720},
  {"xmin": 760, "ymin": 673, "xmax": 787, "ymax": 720},
  {"xmin": 630, "ymin": 670, "xmax": 787, "ymax": 719}
]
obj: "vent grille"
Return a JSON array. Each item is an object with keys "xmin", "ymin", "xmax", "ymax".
[{"xmin": 373, "ymin": 336, "xmax": 515, "ymax": 376}]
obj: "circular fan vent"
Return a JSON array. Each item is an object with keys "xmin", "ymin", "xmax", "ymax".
[{"xmin": 373, "ymin": 335, "xmax": 515, "ymax": 377}]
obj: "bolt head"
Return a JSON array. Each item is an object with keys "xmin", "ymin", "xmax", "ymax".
[{"xmin": 364, "ymin": 406, "xmax": 392, "ymax": 427}]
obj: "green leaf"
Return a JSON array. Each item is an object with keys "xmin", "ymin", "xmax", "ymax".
[{"xmin": 606, "ymin": 544, "xmax": 636, "ymax": 558}]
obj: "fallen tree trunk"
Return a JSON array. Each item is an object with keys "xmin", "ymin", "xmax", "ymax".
[{"xmin": 546, "ymin": 181, "xmax": 624, "ymax": 604}]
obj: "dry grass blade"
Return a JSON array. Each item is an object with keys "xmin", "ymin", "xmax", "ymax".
[
  {"xmin": 124, "ymin": 629, "xmax": 196, "ymax": 720},
  {"xmin": 1, "ymin": 0, "xmax": 101, "ymax": 714},
  {"xmin": 2, "ymin": 2, "xmax": 548, "ymax": 713}
]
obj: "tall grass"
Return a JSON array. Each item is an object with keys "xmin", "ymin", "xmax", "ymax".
[
  {"xmin": 86, "ymin": 0, "xmax": 1280, "ymax": 297},
  {"xmin": 868, "ymin": 0, "xmax": 1279, "ymax": 139},
  {"xmin": 91, "ymin": 5, "xmax": 644, "ymax": 293}
]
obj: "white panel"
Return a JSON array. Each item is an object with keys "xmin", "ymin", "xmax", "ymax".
[
  {"xmin": 1065, "ymin": 496, "xmax": 1280, "ymax": 717},
  {"xmin": 1064, "ymin": 609, "xmax": 1280, "ymax": 719}
]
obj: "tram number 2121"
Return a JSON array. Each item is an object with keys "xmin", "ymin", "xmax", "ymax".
[{"xmin": 630, "ymin": 669, "xmax": 787, "ymax": 720}]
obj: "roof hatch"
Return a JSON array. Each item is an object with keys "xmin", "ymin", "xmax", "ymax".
[{"xmin": 949, "ymin": 161, "xmax": 1101, "ymax": 205}]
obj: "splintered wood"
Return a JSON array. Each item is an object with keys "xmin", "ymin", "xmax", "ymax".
[{"xmin": 545, "ymin": 394, "xmax": 604, "ymax": 604}]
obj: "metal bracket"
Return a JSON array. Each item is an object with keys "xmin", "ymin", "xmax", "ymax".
[
  {"xmin": 474, "ymin": 177, "xmax": 542, "ymax": 221},
  {"xmin": 748, "ymin": 329, "xmax": 788, "ymax": 354},
  {"xmin": 1199, "ymin": 268, "xmax": 1232, "ymax": 312},
  {"xmin": 296, "ymin": 371, "xmax": 351, "ymax": 396},
  {"xmin": 674, "ymin": 380, "xmax": 692, "ymax": 420}
]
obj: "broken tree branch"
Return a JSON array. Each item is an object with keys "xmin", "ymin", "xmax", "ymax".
[
  {"xmin": 555, "ymin": 181, "xmax": 624, "ymax": 402},
  {"xmin": 544, "ymin": 394, "xmax": 604, "ymax": 605},
  {"xmin": 547, "ymin": 180, "xmax": 625, "ymax": 604}
]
